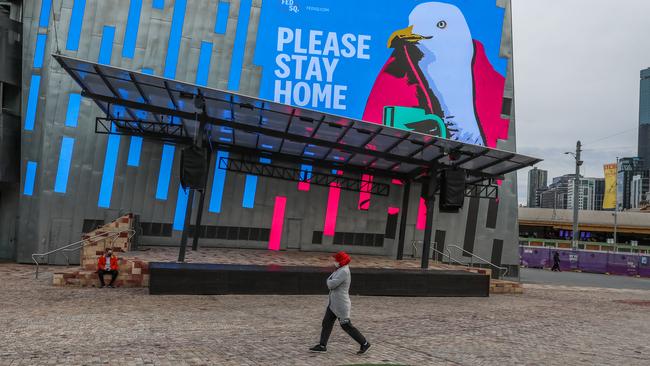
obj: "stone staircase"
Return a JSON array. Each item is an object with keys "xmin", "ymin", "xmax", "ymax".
[{"xmin": 52, "ymin": 214, "xmax": 150, "ymax": 288}]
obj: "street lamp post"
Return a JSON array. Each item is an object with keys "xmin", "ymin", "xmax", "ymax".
[
  {"xmin": 565, "ymin": 141, "xmax": 583, "ymax": 250},
  {"xmin": 613, "ymin": 157, "xmax": 619, "ymax": 244}
]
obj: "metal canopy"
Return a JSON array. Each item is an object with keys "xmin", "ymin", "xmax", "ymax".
[{"xmin": 54, "ymin": 55, "xmax": 541, "ymax": 182}]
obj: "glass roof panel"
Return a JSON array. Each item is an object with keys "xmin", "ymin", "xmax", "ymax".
[{"xmin": 54, "ymin": 55, "xmax": 542, "ymax": 180}]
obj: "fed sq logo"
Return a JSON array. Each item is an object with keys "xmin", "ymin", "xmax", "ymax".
[{"xmin": 281, "ymin": 0, "xmax": 299, "ymax": 13}]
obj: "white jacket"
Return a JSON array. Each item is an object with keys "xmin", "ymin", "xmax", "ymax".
[{"xmin": 327, "ymin": 265, "xmax": 352, "ymax": 319}]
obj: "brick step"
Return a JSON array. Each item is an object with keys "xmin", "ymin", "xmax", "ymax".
[
  {"xmin": 53, "ymin": 258, "xmax": 149, "ymax": 288},
  {"xmin": 490, "ymin": 279, "xmax": 523, "ymax": 294}
]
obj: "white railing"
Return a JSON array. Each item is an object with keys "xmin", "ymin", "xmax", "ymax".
[
  {"xmin": 446, "ymin": 244, "xmax": 509, "ymax": 278},
  {"xmin": 409, "ymin": 240, "xmax": 509, "ymax": 278}
]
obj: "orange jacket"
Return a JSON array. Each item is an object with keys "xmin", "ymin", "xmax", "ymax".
[{"xmin": 97, "ymin": 255, "xmax": 119, "ymax": 271}]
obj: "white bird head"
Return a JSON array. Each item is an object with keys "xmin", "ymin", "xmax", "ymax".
[{"xmin": 388, "ymin": 2, "xmax": 473, "ymax": 63}]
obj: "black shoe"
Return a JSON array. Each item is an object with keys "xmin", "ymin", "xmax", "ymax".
[
  {"xmin": 99, "ymin": 285, "xmax": 105, "ymax": 288},
  {"xmin": 357, "ymin": 342, "xmax": 371, "ymax": 355},
  {"xmin": 107, "ymin": 285, "xmax": 114, "ymax": 288},
  {"xmin": 309, "ymin": 344, "xmax": 327, "ymax": 353}
]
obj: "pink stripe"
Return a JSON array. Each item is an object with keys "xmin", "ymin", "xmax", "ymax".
[
  {"xmin": 298, "ymin": 180, "xmax": 310, "ymax": 191},
  {"xmin": 416, "ymin": 197, "xmax": 426, "ymax": 230},
  {"xmin": 391, "ymin": 179, "xmax": 403, "ymax": 185},
  {"xmin": 388, "ymin": 207, "xmax": 400, "ymax": 215},
  {"xmin": 268, "ymin": 196, "xmax": 287, "ymax": 251},
  {"xmin": 324, "ymin": 171, "xmax": 343, "ymax": 236},
  {"xmin": 358, "ymin": 174, "xmax": 373, "ymax": 210}
]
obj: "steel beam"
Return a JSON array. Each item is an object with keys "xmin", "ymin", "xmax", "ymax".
[{"xmin": 218, "ymin": 158, "xmax": 390, "ymax": 196}]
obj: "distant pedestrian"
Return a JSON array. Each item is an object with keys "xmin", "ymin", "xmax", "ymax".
[
  {"xmin": 551, "ymin": 251, "xmax": 561, "ymax": 272},
  {"xmin": 310, "ymin": 251, "xmax": 371, "ymax": 355},
  {"xmin": 97, "ymin": 248, "xmax": 119, "ymax": 288}
]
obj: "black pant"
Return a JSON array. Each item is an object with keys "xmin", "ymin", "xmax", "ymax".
[
  {"xmin": 551, "ymin": 262, "xmax": 561, "ymax": 272},
  {"xmin": 98, "ymin": 269, "xmax": 118, "ymax": 286},
  {"xmin": 319, "ymin": 307, "xmax": 367, "ymax": 346}
]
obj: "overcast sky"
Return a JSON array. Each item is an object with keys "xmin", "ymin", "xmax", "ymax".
[{"xmin": 512, "ymin": 0, "xmax": 650, "ymax": 204}]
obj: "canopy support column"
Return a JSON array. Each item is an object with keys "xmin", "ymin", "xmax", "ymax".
[
  {"xmin": 178, "ymin": 97, "xmax": 208, "ymax": 262},
  {"xmin": 191, "ymin": 150, "xmax": 213, "ymax": 251},
  {"xmin": 396, "ymin": 180, "xmax": 411, "ymax": 260},
  {"xmin": 421, "ymin": 164, "xmax": 439, "ymax": 269}
]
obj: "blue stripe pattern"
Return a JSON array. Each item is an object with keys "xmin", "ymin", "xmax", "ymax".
[
  {"xmin": 127, "ymin": 137, "xmax": 143, "ymax": 167},
  {"xmin": 227, "ymin": 0, "xmax": 252, "ymax": 91},
  {"xmin": 98, "ymin": 131, "xmax": 120, "ymax": 208},
  {"xmin": 173, "ymin": 186, "xmax": 190, "ymax": 231},
  {"xmin": 65, "ymin": 93, "xmax": 81, "ymax": 127},
  {"xmin": 25, "ymin": 75, "xmax": 41, "ymax": 131},
  {"xmin": 163, "ymin": 0, "xmax": 186, "ymax": 79},
  {"xmin": 170, "ymin": 40, "xmax": 216, "ymax": 229},
  {"xmin": 152, "ymin": 0, "xmax": 164, "ymax": 9},
  {"xmin": 214, "ymin": 1, "xmax": 229, "ymax": 34},
  {"xmin": 242, "ymin": 157, "xmax": 270, "ymax": 208},
  {"xmin": 300, "ymin": 164, "xmax": 313, "ymax": 181},
  {"xmin": 97, "ymin": 26, "xmax": 118, "ymax": 208},
  {"xmin": 196, "ymin": 41, "xmax": 213, "ymax": 86},
  {"xmin": 156, "ymin": 0, "xmax": 187, "ymax": 202},
  {"xmin": 208, "ymin": 151, "xmax": 229, "ymax": 213},
  {"xmin": 39, "ymin": 0, "xmax": 52, "ymax": 27},
  {"xmin": 122, "ymin": 0, "xmax": 142, "ymax": 58},
  {"xmin": 126, "ymin": 68, "xmax": 153, "ymax": 167},
  {"xmin": 33, "ymin": 34, "xmax": 47, "ymax": 68},
  {"xmin": 54, "ymin": 137, "xmax": 75, "ymax": 193},
  {"xmin": 98, "ymin": 26, "xmax": 115, "ymax": 65},
  {"xmin": 24, "ymin": 161, "xmax": 38, "ymax": 196},
  {"xmin": 155, "ymin": 144, "xmax": 175, "ymax": 200},
  {"xmin": 65, "ymin": 0, "xmax": 86, "ymax": 51}
]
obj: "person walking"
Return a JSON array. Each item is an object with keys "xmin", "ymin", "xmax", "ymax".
[
  {"xmin": 551, "ymin": 251, "xmax": 561, "ymax": 272},
  {"xmin": 310, "ymin": 251, "xmax": 371, "ymax": 355}
]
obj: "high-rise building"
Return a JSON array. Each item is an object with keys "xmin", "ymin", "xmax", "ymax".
[
  {"xmin": 527, "ymin": 168, "xmax": 548, "ymax": 207},
  {"xmin": 639, "ymin": 68, "xmax": 650, "ymax": 167},
  {"xmin": 567, "ymin": 178, "xmax": 597, "ymax": 210},
  {"xmin": 594, "ymin": 178, "xmax": 605, "ymax": 210},
  {"xmin": 539, "ymin": 174, "xmax": 576, "ymax": 209},
  {"xmin": 631, "ymin": 175, "xmax": 650, "ymax": 208},
  {"xmin": 617, "ymin": 157, "xmax": 647, "ymax": 209}
]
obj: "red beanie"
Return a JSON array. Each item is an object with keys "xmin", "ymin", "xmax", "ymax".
[{"xmin": 333, "ymin": 251, "xmax": 351, "ymax": 266}]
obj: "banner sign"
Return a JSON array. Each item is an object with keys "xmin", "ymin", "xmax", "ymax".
[
  {"xmin": 254, "ymin": 0, "xmax": 510, "ymax": 147},
  {"xmin": 603, "ymin": 163, "xmax": 617, "ymax": 209}
]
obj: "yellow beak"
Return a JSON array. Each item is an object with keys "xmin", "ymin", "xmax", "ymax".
[{"xmin": 387, "ymin": 25, "xmax": 431, "ymax": 48}]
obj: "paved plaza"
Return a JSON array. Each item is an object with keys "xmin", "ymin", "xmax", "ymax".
[{"xmin": 1, "ymin": 263, "xmax": 649, "ymax": 366}]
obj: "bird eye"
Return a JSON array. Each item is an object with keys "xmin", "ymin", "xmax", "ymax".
[{"xmin": 437, "ymin": 20, "xmax": 447, "ymax": 29}]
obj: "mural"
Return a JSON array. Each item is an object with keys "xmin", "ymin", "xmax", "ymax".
[{"xmin": 255, "ymin": 0, "xmax": 510, "ymax": 148}]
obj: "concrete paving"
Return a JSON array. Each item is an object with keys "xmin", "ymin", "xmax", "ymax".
[
  {"xmin": 1, "ymin": 263, "xmax": 649, "ymax": 366},
  {"xmin": 521, "ymin": 268, "xmax": 650, "ymax": 290}
]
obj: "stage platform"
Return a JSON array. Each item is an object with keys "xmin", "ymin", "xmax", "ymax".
[
  {"xmin": 53, "ymin": 247, "xmax": 522, "ymax": 295},
  {"xmin": 123, "ymin": 247, "xmax": 491, "ymax": 297},
  {"xmin": 149, "ymin": 262, "xmax": 489, "ymax": 297}
]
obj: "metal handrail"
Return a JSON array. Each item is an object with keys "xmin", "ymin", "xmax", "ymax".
[
  {"xmin": 411, "ymin": 240, "xmax": 420, "ymax": 258},
  {"xmin": 410, "ymin": 240, "xmax": 469, "ymax": 268},
  {"xmin": 431, "ymin": 247, "xmax": 467, "ymax": 268},
  {"xmin": 447, "ymin": 244, "xmax": 509, "ymax": 278},
  {"xmin": 31, "ymin": 229, "xmax": 135, "ymax": 278}
]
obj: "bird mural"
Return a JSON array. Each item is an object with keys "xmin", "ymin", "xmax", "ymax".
[{"xmin": 363, "ymin": 2, "xmax": 510, "ymax": 148}]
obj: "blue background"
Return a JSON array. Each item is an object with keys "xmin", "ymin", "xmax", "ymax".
[{"xmin": 253, "ymin": 0, "xmax": 506, "ymax": 119}]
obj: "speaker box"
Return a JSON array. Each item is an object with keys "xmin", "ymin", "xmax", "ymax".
[
  {"xmin": 440, "ymin": 169, "xmax": 466, "ymax": 211},
  {"xmin": 180, "ymin": 146, "xmax": 208, "ymax": 189}
]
